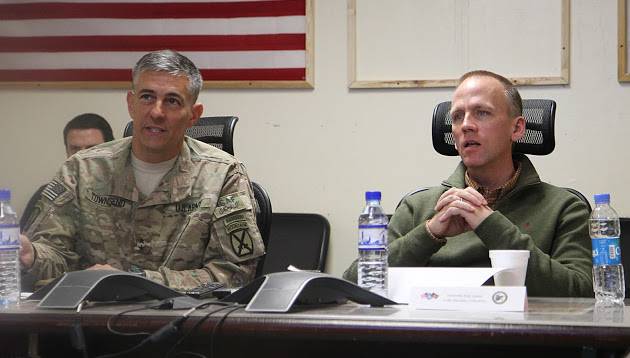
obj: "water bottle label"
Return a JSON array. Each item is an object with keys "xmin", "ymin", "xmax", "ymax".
[
  {"xmin": 591, "ymin": 237, "xmax": 621, "ymax": 266},
  {"xmin": 359, "ymin": 224, "xmax": 387, "ymax": 248},
  {"xmin": 0, "ymin": 224, "xmax": 20, "ymax": 249}
]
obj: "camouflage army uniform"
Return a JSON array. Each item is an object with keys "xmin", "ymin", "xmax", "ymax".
[{"xmin": 23, "ymin": 137, "xmax": 264, "ymax": 291}]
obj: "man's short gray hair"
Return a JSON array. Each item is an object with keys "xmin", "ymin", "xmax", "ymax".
[{"xmin": 132, "ymin": 49, "xmax": 203, "ymax": 102}]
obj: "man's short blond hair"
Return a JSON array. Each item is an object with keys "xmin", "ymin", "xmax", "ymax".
[{"xmin": 458, "ymin": 70, "xmax": 522, "ymax": 118}]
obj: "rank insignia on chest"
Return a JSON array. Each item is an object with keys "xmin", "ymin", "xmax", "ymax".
[{"xmin": 230, "ymin": 229, "xmax": 254, "ymax": 257}]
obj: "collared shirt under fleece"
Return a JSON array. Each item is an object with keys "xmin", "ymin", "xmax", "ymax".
[
  {"xmin": 23, "ymin": 136, "xmax": 265, "ymax": 291},
  {"xmin": 343, "ymin": 154, "xmax": 594, "ymax": 297}
]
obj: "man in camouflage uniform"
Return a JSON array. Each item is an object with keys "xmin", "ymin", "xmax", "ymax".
[
  {"xmin": 21, "ymin": 112, "xmax": 115, "ymax": 232},
  {"xmin": 19, "ymin": 50, "xmax": 264, "ymax": 291}
]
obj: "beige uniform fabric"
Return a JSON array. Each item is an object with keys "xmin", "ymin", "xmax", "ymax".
[{"xmin": 24, "ymin": 137, "xmax": 264, "ymax": 291}]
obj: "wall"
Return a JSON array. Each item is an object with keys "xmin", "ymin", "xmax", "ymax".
[{"xmin": 0, "ymin": 0, "xmax": 628, "ymax": 277}]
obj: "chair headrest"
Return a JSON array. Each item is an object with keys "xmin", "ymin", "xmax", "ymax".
[{"xmin": 431, "ymin": 99, "xmax": 556, "ymax": 156}]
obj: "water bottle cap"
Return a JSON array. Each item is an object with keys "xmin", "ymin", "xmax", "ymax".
[
  {"xmin": 593, "ymin": 193, "xmax": 610, "ymax": 204},
  {"xmin": 365, "ymin": 191, "xmax": 381, "ymax": 201},
  {"xmin": 0, "ymin": 189, "xmax": 10, "ymax": 201}
]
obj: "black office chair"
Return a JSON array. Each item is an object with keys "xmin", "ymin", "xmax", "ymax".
[
  {"xmin": 123, "ymin": 116, "xmax": 238, "ymax": 155},
  {"xmin": 122, "ymin": 116, "xmax": 273, "ymax": 262},
  {"xmin": 259, "ymin": 213, "xmax": 330, "ymax": 276},
  {"xmin": 432, "ymin": 99, "xmax": 556, "ymax": 156},
  {"xmin": 424, "ymin": 99, "xmax": 591, "ymax": 210},
  {"xmin": 564, "ymin": 188, "xmax": 592, "ymax": 212},
  {"xmin": 252, "ymin": 182, "xmax": 273, "ymax": 276}
]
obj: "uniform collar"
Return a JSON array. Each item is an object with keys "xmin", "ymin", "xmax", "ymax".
[{"xmin": 110, "ymin": 137, "xmax": 194, "ymax": 204}]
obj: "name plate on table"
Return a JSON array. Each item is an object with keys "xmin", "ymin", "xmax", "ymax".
[{"xmin": 410, "ymin": 286, "xmax": 527, "ymax": 312}]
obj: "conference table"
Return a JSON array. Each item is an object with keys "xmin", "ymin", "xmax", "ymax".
[{"xmin": 0, "ymin": 297, "xmax": 629, "ymax": 357}]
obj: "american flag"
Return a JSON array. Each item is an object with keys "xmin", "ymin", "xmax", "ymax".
[{"xmin": 0, "ymin": 0, "xmax": 312, "ymax": 87}]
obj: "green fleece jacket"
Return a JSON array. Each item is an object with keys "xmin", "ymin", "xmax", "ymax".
[{"xmin": 344, "ymin": 154, "xmax": 593, "ymax": 297}]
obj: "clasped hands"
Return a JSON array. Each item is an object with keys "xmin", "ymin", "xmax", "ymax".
[{"xmin": 426, "ymin": 187, "xmax": 493, "ymax": 238}]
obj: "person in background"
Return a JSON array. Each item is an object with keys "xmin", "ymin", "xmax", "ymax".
[
  {"xmin": 344, "ymin": 70, "xmax": 593, "ymax": 297},
  {"xmin": 19, "ymin": 49, "xmax": 264, "ymax": 291},
  {"xmin": 20, "ymin": 113, "xmax": 114, "ymax": 231}
]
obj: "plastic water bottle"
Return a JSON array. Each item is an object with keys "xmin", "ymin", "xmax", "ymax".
[
  {"xmin": 358, "ymin": 191, "xmax": 388, "ymax": 297},
  {"xmin": 0, "ymin": 189, "xmax": 20, "ymax": 307},
  {"xmin": 590, "ymin": 193, "xmax": 625, "ymax": 306}
]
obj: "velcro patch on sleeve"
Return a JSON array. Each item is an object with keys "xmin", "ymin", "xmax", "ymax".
[
  {"xmin": 41, "ymin": 179, "xmax": 74, "ymax": 206},
  {"xmin": 224, "ymin": 213, "xmax": 249, "ymax": 234},
  {"xmin": 214, "ymin": 191, "xmax": 251, "ymax": 219},
  {"xmin": 229, "ymin": 229, "xmax": 255, "ymax": 257}
]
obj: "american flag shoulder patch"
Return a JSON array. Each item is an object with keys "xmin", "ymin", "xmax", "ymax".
[{"xmin": 42, "ymin": 179, "xmax": 69, "ymax": 203}]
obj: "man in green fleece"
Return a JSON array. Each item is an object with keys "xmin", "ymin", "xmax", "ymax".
[{"xmin": 344, "ymin": 70, "xmax": 593, "ymax": 297}]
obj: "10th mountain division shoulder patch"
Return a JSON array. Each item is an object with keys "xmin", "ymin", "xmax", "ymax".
[
  {"xmin": 225, "ymin": 214, "xmax": 254, "ymax": 257},
  {"xmin": 230, "ymin": 229, "xmax": 254, "ymax": 257}
]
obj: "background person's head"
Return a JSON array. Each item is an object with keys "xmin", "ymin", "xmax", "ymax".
[
  {"xmin": 127, "ymin": 49, "xmax": 204, "ymax": 163},
  {"xmin": 63, "ymin": 113, "xmax": 114, "ymax": 157},
  {"xmin": 449, "ymin": 70, "xmax": 525, "ymax": 178}
]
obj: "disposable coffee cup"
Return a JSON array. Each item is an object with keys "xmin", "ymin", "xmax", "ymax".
[{"xmin": 489, "ymin": 250, "xmax": 530, "ymax": 286}]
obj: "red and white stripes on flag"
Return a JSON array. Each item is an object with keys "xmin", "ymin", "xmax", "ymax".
[{"xmin": 0, "ymin": 0, "xmax": 312, "ymax": 87}]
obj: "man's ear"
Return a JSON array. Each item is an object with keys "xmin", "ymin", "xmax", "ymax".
[
  {"xmin": 511, "ymin": 116, "xmax": 526, "ymax": 142},
  {"xmin": 126, "ymin": 91, "xmax": 134, "ymax": 116},
  {"xmin": 189, "ymin": 103, "xmax": 204, "ymax": 128}
]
